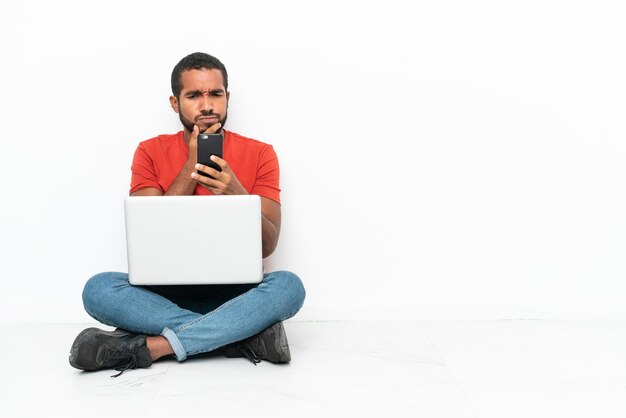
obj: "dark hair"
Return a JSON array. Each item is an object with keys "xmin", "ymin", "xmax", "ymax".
[{"xmin": 171, "ymin": 52, "xmax": 228, "ymax": 98}]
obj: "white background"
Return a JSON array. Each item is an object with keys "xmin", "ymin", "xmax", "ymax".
[{"xmin": 1, "ymin": 0, "xmax": 625, "ymax": 322}]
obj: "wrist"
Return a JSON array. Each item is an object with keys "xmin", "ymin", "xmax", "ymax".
[{"xmin": 183, "ymin": 159, "xmax": 197, "ymax": 172}]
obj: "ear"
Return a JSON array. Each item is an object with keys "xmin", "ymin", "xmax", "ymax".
[
  {"xmin": 169, "ymin": 95, "xmax": 179, "ymax": 113},
  {"xmin": 226, "ymin": 91, "xmax": 230, "ymax": 107}
]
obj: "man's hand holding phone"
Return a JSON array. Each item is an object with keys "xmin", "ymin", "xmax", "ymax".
[{"xmin": 191, "ymin": 128, "xmax": 247, "ymax": 196}]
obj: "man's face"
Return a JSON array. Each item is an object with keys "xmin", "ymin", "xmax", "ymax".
[{"xmin": 170, "ymin": 69, "xmax": 229, "ymax": 134}]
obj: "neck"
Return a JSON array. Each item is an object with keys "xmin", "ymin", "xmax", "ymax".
[{"xmin": 183, "ymin": 128, "xmax": 192, "ymax": 146}]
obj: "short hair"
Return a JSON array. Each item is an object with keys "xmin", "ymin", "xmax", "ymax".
[{"xmin": 171, "ymin": 52, "xmax": 229, "ymax": 98}]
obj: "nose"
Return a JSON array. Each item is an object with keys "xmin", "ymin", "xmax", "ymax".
[{"xmin": 199, "ymin": 93, "xmax": 213, "ymax": 113}]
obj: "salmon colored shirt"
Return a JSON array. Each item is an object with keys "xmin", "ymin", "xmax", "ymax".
[{"xmin": 130, "ymin": 130, "xmax": 281, "ymax": 204}]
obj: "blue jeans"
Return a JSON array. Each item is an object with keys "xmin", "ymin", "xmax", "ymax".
[{"xmin": 82, "ymin": 271, "xmax": 305, "ymax": 361}]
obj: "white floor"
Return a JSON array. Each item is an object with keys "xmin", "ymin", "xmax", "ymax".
[{"xmin": 1, "ymin": 320, "xmax": 625, "ymax": 418}]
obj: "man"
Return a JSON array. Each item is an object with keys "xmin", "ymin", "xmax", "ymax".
[{"xmin": 69, "ymin": 52, "xmax": 306, "ymax": 376}]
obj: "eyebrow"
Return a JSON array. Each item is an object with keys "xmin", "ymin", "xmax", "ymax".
[{"xmin": 185, "ymin": 89, "xmax": 225, "ymax": 96}]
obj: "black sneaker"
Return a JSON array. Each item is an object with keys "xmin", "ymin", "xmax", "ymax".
[
  {"xmin": 69, "ymin": 327, "xmax": 152, "ymax": 377},
  {"xmin": 224, "ymin": 321, "xmax": 291, "ymax": 365}
]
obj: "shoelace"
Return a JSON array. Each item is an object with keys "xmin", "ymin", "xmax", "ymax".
[
  {"xmin": 102, "ymin": 350, "xmax": 140, "ymax": 378},
  {"xmin": 236, "ymin": 343, "xmax": 262, "ymax": 365}
]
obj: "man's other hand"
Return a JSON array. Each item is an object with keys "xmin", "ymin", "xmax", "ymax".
[{"xmin": 192, "ymin": 155, "xmax": 248, "ymax": 196}]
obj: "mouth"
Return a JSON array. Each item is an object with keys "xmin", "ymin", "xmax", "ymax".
[{"xmin": 196, "ymin": 115, "xmax": 219, "ymax": 124}]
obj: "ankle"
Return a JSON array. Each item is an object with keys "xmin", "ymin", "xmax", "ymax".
[{"xmin": 146, "ymin": 336, "xmax": 174, "ymax": 361}]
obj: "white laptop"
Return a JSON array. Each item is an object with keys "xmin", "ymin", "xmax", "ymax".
[{"xmin": 124, "ymin": 195, "xmax": 263, "ymax": 285}]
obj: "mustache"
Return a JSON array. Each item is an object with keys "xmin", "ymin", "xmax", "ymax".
[{"xmin": 196, "ymin": 110, "xmax": 220, "ymax": 120}]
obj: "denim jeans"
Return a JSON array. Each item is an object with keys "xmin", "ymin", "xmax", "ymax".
[{"xmin": 82, "ymin": 270, "xmax": 305, "ymax": 361}]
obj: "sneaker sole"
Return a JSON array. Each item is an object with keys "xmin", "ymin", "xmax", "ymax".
[{"xmin": 268, "ymin": 322, "xmax": 291, "ymax": 363}]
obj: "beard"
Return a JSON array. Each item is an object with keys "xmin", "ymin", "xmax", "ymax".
[{"xmin": 179, "ymin": 110, "xmax": 228, "ymax": 134}]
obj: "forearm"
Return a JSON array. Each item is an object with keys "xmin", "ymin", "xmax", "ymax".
[
  {"xmin": 164, "ymin": 161, "xmax": 197, "ymax": 196},
  {"xmin": 261, "ymin": 214, "xmax": 279, "ymax": 258}
]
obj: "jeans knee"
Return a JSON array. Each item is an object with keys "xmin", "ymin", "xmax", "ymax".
[
  {"xmin": 271, "ymin": 270, "xmax": 306, "ymax": 315},
  {"xmin": 82, "ymin": 271, "xmax": 128, "ymax": 316}
]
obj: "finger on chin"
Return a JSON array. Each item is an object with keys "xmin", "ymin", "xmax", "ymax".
[{"xmin": 208, "ymin": 123, "xmax": 222, "ymax": 133}]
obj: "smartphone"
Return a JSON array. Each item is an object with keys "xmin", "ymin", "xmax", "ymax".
[{"xmin": 197, "ymin": 133, "xmax": 223, "ymax": 178}]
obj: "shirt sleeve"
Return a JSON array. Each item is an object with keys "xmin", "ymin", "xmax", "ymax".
[
  {"xmin": 252, "ymin": 145, "xmax": 281, "ymax": 204},
  {"xmin": 129, "ymin": 143, "xmax": 163, "ymax": 195}
]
